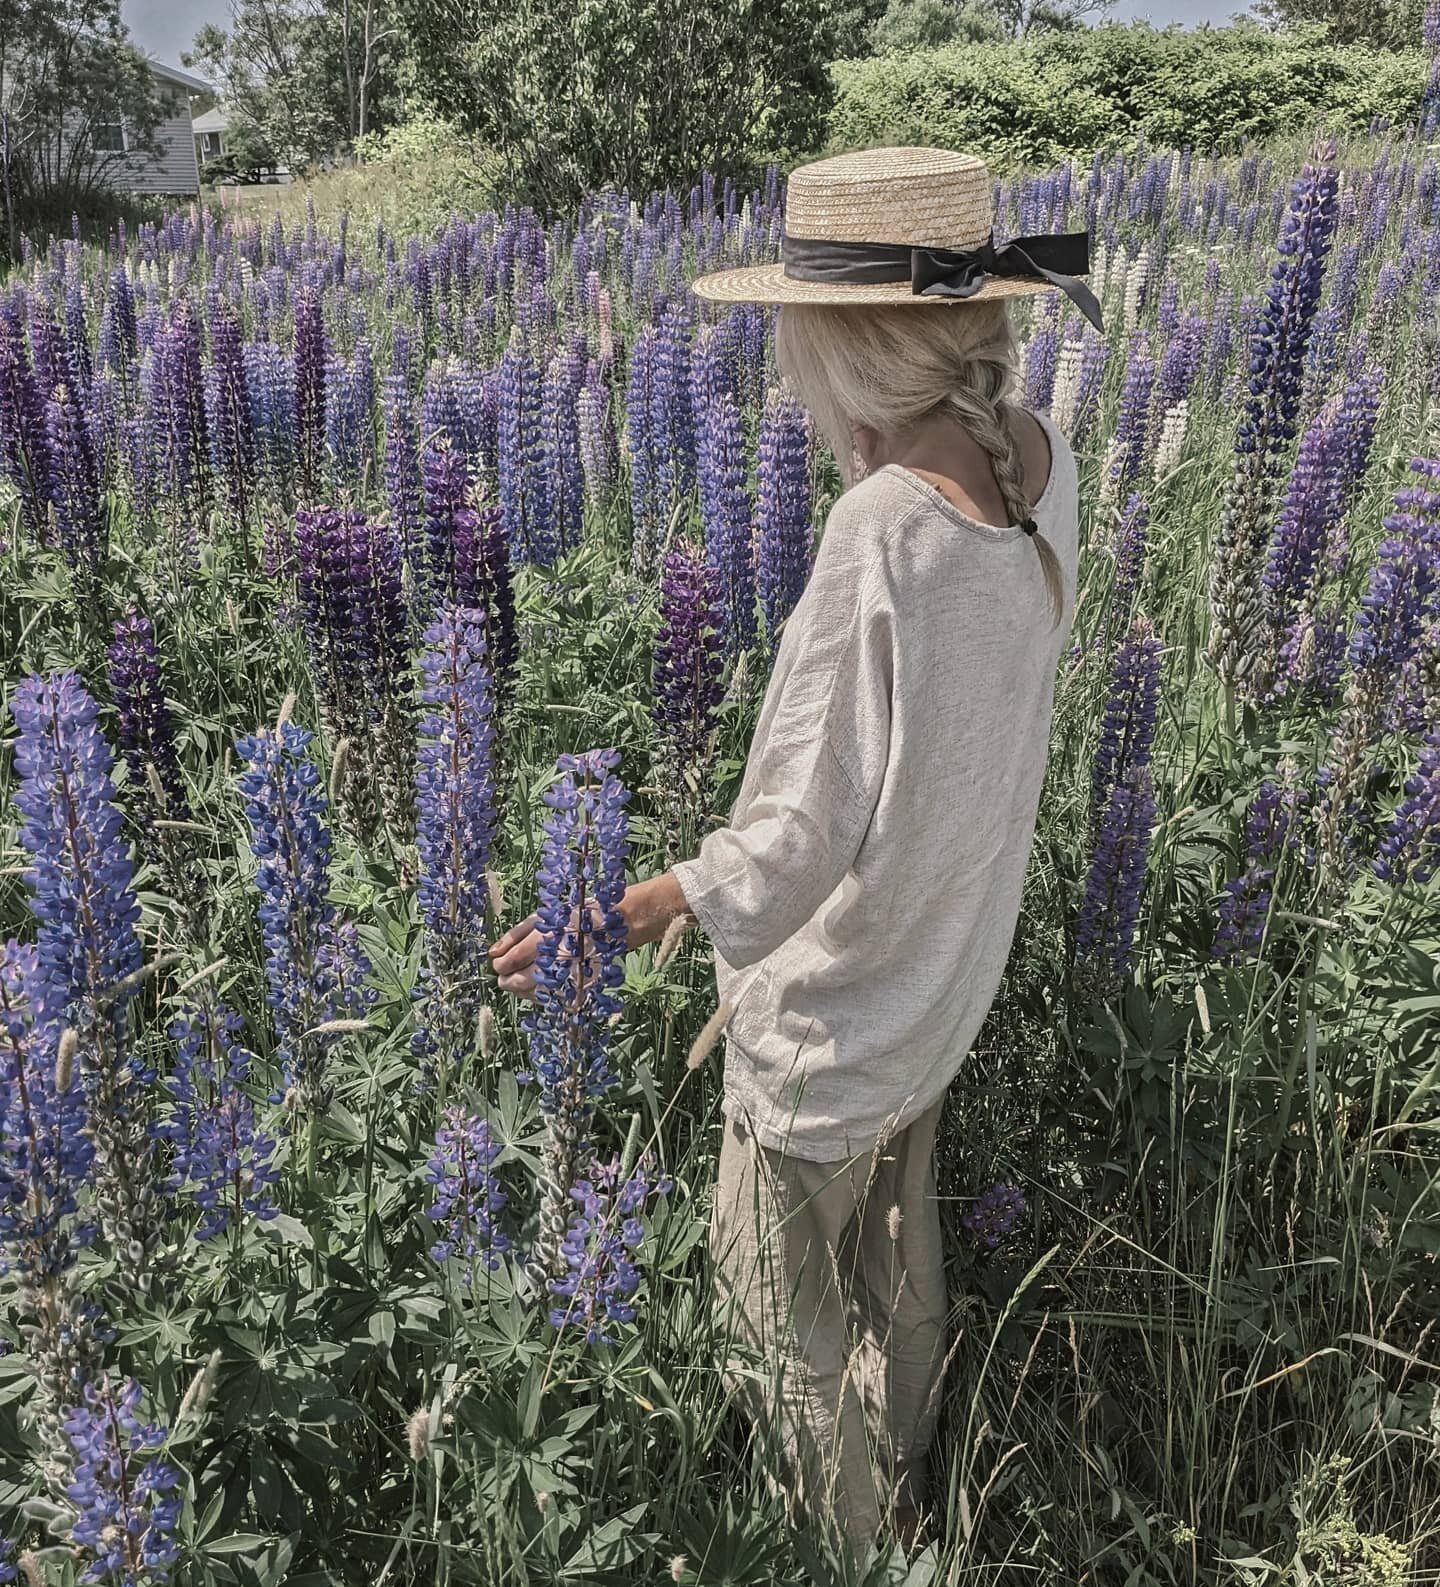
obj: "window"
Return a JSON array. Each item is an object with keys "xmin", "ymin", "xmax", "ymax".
[{"xmin": 93, "ymin": 110, "xmax": 126, "ymax": 154}]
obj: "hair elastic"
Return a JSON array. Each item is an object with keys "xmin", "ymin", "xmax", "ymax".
[{"xmin": 1021, "ymin": 517, "xmax": 1039, "ymax": 537}]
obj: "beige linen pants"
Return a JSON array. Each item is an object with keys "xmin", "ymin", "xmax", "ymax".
[{"xmin": 710, "ymin": 1099, "xmax": 948, "ymax": 1553}]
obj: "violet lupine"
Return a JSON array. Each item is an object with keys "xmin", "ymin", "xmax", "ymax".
[
  {"xmin": 652, "ymin": 543, "xmax": 727, "ymax": 841},
  {"xmin": 63, "ymin": 1376, "xmax": 182, "ymax": 1585},
  {"xmin": 1315, "ymin": 460, "xmax": 1440, "ymax": 890},
  {"xmin": 577, "ymin": 362, "xmax": 617, "ymax": 499},
  {"xmin": 161, "ymin": 1002, "xmax": 280, "ymax": 1241},
  {"xmin": 454, "ymin": 497, "xmax": 518, "ymax": 708},
  {"xmin": 293, "ymin": 281, "xmax": 327, "ymax": 498},
  {"xmin": 1022, "ymin": 309, "xmax": 1059, "ymax": 412},
  {"xmin": 1105, "ymin": 494, "xmax": 1149, "ymax": 654},
  {"xmin": 1209, "ymin": 145, "xmax": 1340, "ymax": 684},
  {"xmin": 1213, "ymin": 775, "xmax": 1313, "ymax": 963},
  {"xmin": 424, "ymin": 1105, "xmax": 508, "ymax": 1276},
  {"xmin": 108, "ymin": 608, "xmax": 189, "ymax": 824},
  {"xmin": 0, "ymin": 302, "xmax": 54, "ymax": 545},
  {"xmin": 236, "ymin": 723, "xmax": 371, "ymax": 1115},
  {"xmin": 1103, "ymin": 334, "xmax": 1154, "ymax": 504},
  {"xmin": 695, "ymin": 382, "xmax": 754, "ymax": 656},
  {"xmin": 413, "ymin": 607, "xmax": 498, "ymax": 1079},
  {"xmin": 497, "ymin": 328, "xmax": 552, "ymax": 565},
  {"xmin": 755, "ymin": 386, "xmax": 812, "ymax": 651},
  {"xmin": 205, "ymin": 299, "xmax": 255, "ymax": 521},
  {"xmin": 146, "ymin": 304, "xmax": 210, "ymax": 520},
  {"xmin": 650, "ymin": 302, "xmax": 697, "ymax": 540},
  {"xmin": 1077, "ymin": 618, "xmax": 1163, "ymax": 996},
  {"xmin": 961, "ymin": 1181, "xmax": 1026, "ymax": 1250},
  {"xmin": 523, "ymin": 750, "xmax": 631, "ymax": 1286},
  {"xmin": 10, "ymin": 673, "xmax": 160, "ymax": 1271},
  {"xmin": 1375, "ymin": 729, "xmax": 1440, "ymax": 886},
  {"xmin": 626, "ymin": 327, "xmax": 663, "ymax": 569},
  {"xmin": 548, "ymin": 1156, "xmax": 671, "ymax": 1345},
  {"xmin": 382, "ymin": 372, "xmax": 423, "ymax": 577},
  {"xmin": 542, "ymin": 344, "xmax": 585, "ymax": 557},
  {"xmin": 243, "ymin": 340, "xmax": 296, "ymax": 494},
  {"xmin": 45, "ymin": 382, "xmax": 107, "ymax": 604}
]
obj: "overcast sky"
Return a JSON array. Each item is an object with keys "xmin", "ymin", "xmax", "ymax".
[{"xmin": 124, "ymin": 0, "xmax": 1254, "ymax": 75}]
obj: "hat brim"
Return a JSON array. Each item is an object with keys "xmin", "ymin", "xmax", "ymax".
[{"xmin": 690, "ymin": 261, "xmax": 1067, "ymax": 307}]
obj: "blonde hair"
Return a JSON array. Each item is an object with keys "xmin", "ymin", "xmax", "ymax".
[{"xmin": 773, "ymin": 301, "xmax": 1065, "ymax": 626}]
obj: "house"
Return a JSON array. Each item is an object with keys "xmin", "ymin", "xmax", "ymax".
[
  {"xmin": 192, "ymin": 106, "xmax": 231, "ymax": 169},
  {"xmin": 95, "ymin": 59, "xmax": 212, "ymax": 197}
]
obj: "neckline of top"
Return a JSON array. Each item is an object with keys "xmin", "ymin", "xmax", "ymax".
[{"xmin": 878, "ymin": 408, "xmax": 1062, "ymax": 539}]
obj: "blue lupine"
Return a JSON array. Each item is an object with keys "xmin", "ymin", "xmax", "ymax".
[
  {"xmin": 696, "ymin": 382, "xmax": 754, "ymax": 655},
  {"xmin": 424, "ymin": 1105, "xmax": 508, "ymax": 1274},
  {"xmin": 146, "ymin": 303, "xmax": 210, "ymax": 518},
  {"xmin": 235, "ymin": 723, "xmax": 371, "ymax": 1112},
  {"xmin": 653, "ymin": 542, "xmax": 727, "ymax": 795},
  {"xmin": 1089, "ymin": 616, "xmax": 1164, "ymax": 826},
  {"xmin": 382, "ymin": 371, "xmax": 423, "ymax": 576},
  {"xmin": 1022, "ymin": 308, "xmax": 1059, "ymax": 412},
  {"xmin": 0, "ymin": 302, "xmax": 55, "ymax": 545},
  {"xmin": 497, "ymin": 328, "xmax": 551, "ymax": 564},
  {"xmin": 961, "ymin": 1181, "xmax": 1026, "ymax": 1250},
  {"xmin": 161, "ymin": 1002, "xmax": 280, "ymax": 1241},
  {"xmin": 63, "ymin": 1377, "xmax": 182, "ymax": 1584},
  {"xmin": 548, "ymin": 1156, "xmax": 671, "ymax": 1344},
  {"xmin": 293, "ymin": 281, "xmax": 327, "ymax": 497},
  {"xmin": 1209, "ymin": 145, "xmax": 1340, "ymax": 681},
  {"xmin": 542, "ymin": 342, "xmax": 585, "ymax": 555},
  {"xmin": 1375, "ymin": 729, "xmax": 1440, "ymax": 886},
  {"xmin": 1107, "ymin": 495, "xmax": 1150, "ymax": 652},
  {"xmin": 205, "ymin": 298, "xmax": 255, "ymax": 519},
  {"xmin": 413, "ymin": 607, "xmax": 498, "ymax": 1075},
  {"xmin": 244, "ymin": 340, "xmax": 297, "ymax": 493},
  {"xmin": 45, "ymin": 382, "xmax": 107, "ymax": 601},
  {"xmin": 1213, "ymin": 777, "xmax": 1313, "ymax": 962},
  {"xmin": 1075, "ymin": 765, "xmax": 1156, "ymax": 996},
  {"xmin": 108, "ymin": 608, "xmax": 189, "ymax": 824},
  {"xmin": 755, "ymin": 386, "xmax": 812, "ymax": 649},
  {"xmin": 1106, "ymin": 333, "xmax": 1154, "ymax": 501},
  {"xmin": 625, "ymin": 327, "xmax": 662, "ymax": 567}
]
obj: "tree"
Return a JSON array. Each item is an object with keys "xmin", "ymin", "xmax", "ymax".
[
  {"xmin": 402, "ymin": 0, "xmax": 846, "ymax": 214},
  {"xmin": 869, "ymin": 0, "xmax": 1006, "ymax": 53},
  {"xmin": 1252, "ymin": 0, "xmax": 1423, "ymax": 48},
  {"xmin": 0, "ymin": 0, "xmax": 167, "ymax": 254}
]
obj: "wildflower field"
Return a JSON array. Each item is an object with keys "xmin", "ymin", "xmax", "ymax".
[{"xmin": 1, "ymin": 116, "xmax": 1439, "ymax": 1586}]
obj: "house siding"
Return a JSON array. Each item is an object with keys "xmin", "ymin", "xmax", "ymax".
[{"xmin": 118, "ymin": 104, "xmax": 200, "ymax": 196}]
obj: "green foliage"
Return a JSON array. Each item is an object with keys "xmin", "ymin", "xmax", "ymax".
[
  {"xmin": 1252, "ymin": 0, "xmax": 1425, "ymax": 49},
  {"xmin": 869, "ymin": 0, "xmax": 1006, "ymax": 54},
  {"xmin": 402, "ymin": 0, "xmax": 844, "ymax": 213},
  {"xmin": 829, "ymin": 21, "xmax": 1428, "ymax": 168}
]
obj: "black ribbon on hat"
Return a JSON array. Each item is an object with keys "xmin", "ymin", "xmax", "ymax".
[{"xmin": 781, "ymin": 228, "xmax": 1104, "ymax": 334}]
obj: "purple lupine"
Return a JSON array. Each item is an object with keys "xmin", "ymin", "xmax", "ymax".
[
  {"xmin": 424, "ymin": 1105, "xmax": 508, "ymax": 1275},
  {"xmin": 543, "ymin": 342, "xmax": 586, "ymax": 556},
  {"xmin": 497, "ymin": 327, "xmax": 552, "ymax": 564},
  {"xmin": 1105, "ymin": 333, "xmax": 1154, "ymax": 502},
  {"xmin": 548, "ymin": 1156, "xmax": 671, "ymax": 1344},
  {"xmin": 63, "ymin": 1377, "xmax": 182, "ymax": 1584},
  {"xmin": 161, "ymin": 1002, "xmax": 280, "ymax": 1240},
  {"xmin": 695, "ymin": 381, "xmax": 754, "ymax": 656},
  {"xmin": 1070, "ymin": 330, "xmax": 1109, "ymax": 451},
  {"xmin": 755, "ymin": 386, "xmax": 812, "ymax": 650},
  {"xmin": 0, "ymin": 303, "xmax": 54, "ymax": 545},
  {"xmin": 244, "ymin": 339, "xmax": 297, "ymax": 494},
  {"xmin": 382, "ymin": 371, "xmax": 423, "ymax": 577},
  {"xmin": 421, "ymin": 432, "xmax": 470, "ymax": 608},
  {"xmin": 523, "ymin": 749, "xmax": 631, "ymax": 1285},
  {"xmin": 652, "ymin": 543, "xmax": 727, "ymax": 821},
  {"xmin": 413, "ymin": 607, "xmax": 498, "ymax": 1077},
  {"xmin": 577, "ymin": 360, "xmax": 617, "ymax": 499},
  {"xmin": 1209, "ymin": 145, "xmax": 1340, "ymax": 682},
  {"xmin": 294, "ymin": 504, "xmax": 368, "ymax": 732},
  {"xmin": 205, "ymin": 298, "xmax": 256, "ymax": 522},
  {"xmin": 108, "ymin": 607, "xmax": 189, "ymax": 823},
  {"xmin": 1077, "ymin": 617, "xmax": 1163, "ymax": 995},
  {"xmin": 650, "ymin": 302, "xmax": 696, "ymax": 542},
  {"xmin": 1213, "ymin": 776, "xmax": 1313, "ymax": 962},
  {"xmin": 454, "ymin": 495, "xmax": 518, "ymax": 704},
  {"xmin": 625, "ymin": 327, "xmax": 662, "ymax": 567},
  {"xmin": 45, "ymin": 382, "xmax": 107, "ymax": 602},
  {"xmin": 1106, "ymin": 494, "xmax": 1150, "ymax": 652},
  {"xmin": 100, "ymin": 265, "xmax": 138, "ymax": 376},
  {"xmin": 147, "ymin": 302, "xmax": 210, "ymax": 520},
  {"xmin": 1022, "ymin": 308, "xmax": 1059, "ymax": 412},
  {"xmin": 236, "ymin": 722, "xmax": 371, "ymax": 1114},
  {"xmin": 293, "ymin": 281, "xmax": 327, "ymax": 498},
  {"xmin": 961, "ymin": 1181, "xmax": 1026, "ymax": 1250},
  {"xmin": 1376, "ymin": 729, "xmax": 1440, "ymax": 886}
]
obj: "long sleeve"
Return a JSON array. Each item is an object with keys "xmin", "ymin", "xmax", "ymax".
[{"xmin": 672, "ymin": 522, "xmax": 895, "ymax": 971}]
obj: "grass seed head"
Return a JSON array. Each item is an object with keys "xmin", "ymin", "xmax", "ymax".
[
  {"xmin": 407, "ymin": 1405, "xmax": 432, "ymax": 1460},
  {"xmin": 654, "ymin": 912, "xmax": 690, "ymax": 971},
  {"xmin": 887, "ymin": 1204, "xmax": 903, "ymax": 1242},
  {"xmin": 477, "ymin": 1005, "xmax": 495, "ymax": 1060},
  {"xmin": 687, "ymin": 1001, "xmax": 732, "ymax": 1070},
  {"xmin": 669, "ymin": 1556, "xmax": 688, "ymax": 1582},
  {"xmin": 329, "ymin": 737, "xmax": 352, "ymax": 807},
  {"xmin": 55, "ymin": 1027, "xmax": 78, "ymax": 1092}
]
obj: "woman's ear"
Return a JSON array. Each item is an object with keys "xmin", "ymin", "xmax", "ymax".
[{"xmin": 852, "ymin": 423, "xmax": 880, "ymax": 471}]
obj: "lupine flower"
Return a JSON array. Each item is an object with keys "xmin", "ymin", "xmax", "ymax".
[
  {"xmin": 523, "ymin": 750, "xmax": 630, "ymax": 1282},
  {"xmin": 961, "ymin": 1181, "xmax": 1026, "ymax": 1250},
  {"xmin": 497, "ymin": 328, "xmax": 552, "ymax": 564},
  {"xmin": 382, "ymin": 372, "xmax": 423, "ymax": 577},
  {"xmin": 421, "ymin": 433, "xmax": 470, "ymax": 608},
  {"xmin": 755, "ymin": 386, "xmax": 812, "ymax": 649},
  {"xmin": 1089, "ymin": 616, "xmax": 1163, "ymax": 825},
  {"xmin": 547, "ymin": 1155, "xmax": 671, "ymax": 1344},
  {"xmin": 625, "ymin": 327, "xmax": 662, "ymax": 567},
  {"xmin": 424, "ymin": 1104, "xmax": 508, "ymax": 1274},
  {"xmin": 577, "ymin": 363, "xmax": 617, "ymax": 498},
  {"xmin": 542, "ymin": 340, "xmax": 586, "ymax": 556},
  {"xmin": 161, "ymin": 1002, "xmax": 280, "ymax": 1240},
  {"xmin": 293, "ymin": 282, "xmax": 327, "ymax": 497},
  {"xmin": 652, "ymin": 543, "xmax": 727, "ymax": 840},
  {"xmin": 1103, "ymin": 334, "xmax": 1154, "ymax": 504},
  {"xmin": 205, "ymin": 298, "xmax": 255, "ymax": 520},
  {"xmin": 63, "ymin": 1377, "xmax": 182, "ymax": 1584},
  {"xmin": 1022, "ymin": 307, "xmax": 1059, "ymax": 411},
  {"xmin": 45, "ymin": 382, "xmax": 107, "ymax": 602},
  {"xmin": 1105, "ymin": 495, "xmax": 1149, "ymax": 653},
  {"xmin": 1209, "ymin": 145, "xmax": 1340, "ymax": 682},
  {"xmin": 108, "ymin": 608, "xmax": 189, "ymax": 825},
  {"xmin": 414, "ymin": 608, "xmax": 498, "ymax": 1076},
  {"xmin": 1213, "ymin": 775, "xmax": 1313, "ymax": 962},
  {"xmin": 1376, "ymin": 729, "xmax": 1440, "ymax": 886},
  {"xmin": 243, "ymin": 340, "xmax": 296, "ymax": 493},
  {"xmin": 145, "ymin": 303, "xmax": 210, "ymax": 521},
  {"xmin": 236, "ymin": 723, "xmax": 371, "ymax": 1113},
  {"xmin": 695, "ymin": 382, "xmax": 754, "ymax": 655},
  {"xmin": 0, "ymin": 302, "xmax": 54, "ymax": 544}
]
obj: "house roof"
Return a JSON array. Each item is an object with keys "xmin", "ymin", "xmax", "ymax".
[
  {"xmin": 146, "ymin": 59, "xmax": 213, "ymax": 94},
  {"xmin": 192, "ymin": 107, "xmax": 231, "ymax": 134}
]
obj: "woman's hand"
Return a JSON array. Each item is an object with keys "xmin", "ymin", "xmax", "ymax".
[{"xmin": 487, "ymin": 873, "xmax": 696, "ymax": 1003}]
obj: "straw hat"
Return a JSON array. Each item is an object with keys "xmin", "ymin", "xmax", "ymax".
[{"xmin": 692, "ymin": 146, "xmax": 1092, "ymax": 314}]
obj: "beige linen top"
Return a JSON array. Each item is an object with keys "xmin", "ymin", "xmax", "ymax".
[{"xmin": 672, "ymin": 410, "xmax": 1079, "ymax": 1161}]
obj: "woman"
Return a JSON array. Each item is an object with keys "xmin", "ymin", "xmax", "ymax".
[{"xmin": 490, "ymin": 147, "xmax": 1097, "ymax": 1558}]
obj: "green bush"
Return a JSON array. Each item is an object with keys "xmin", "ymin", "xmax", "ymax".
[{"xmin": 828, "ymin": 21, "xmax": 1428, "ymax": 168}]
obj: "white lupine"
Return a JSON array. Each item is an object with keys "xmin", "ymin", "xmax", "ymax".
[
  {"xmin": 1152, "ymin": 400, "xmax": 1189, "ymax": 482},
  {"xmin": 1051, "ymin": 334, "xmax": 1085, "ymax": 435},
  {"xmin": 1124, "ymin": 247, "xmax": 1151, "ymax": 336},
  {"xmin": 1091, "ymin": 240, "xmax": 1109, "ymax": 303}
]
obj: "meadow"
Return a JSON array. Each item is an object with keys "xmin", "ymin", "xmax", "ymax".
[{"xmin": 0, "ymin": 122, "xmax": 1438, "ymax": 1587}]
